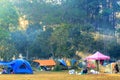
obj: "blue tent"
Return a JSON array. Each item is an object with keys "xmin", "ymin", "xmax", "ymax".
[
  {"xmin": 0, "ymin": 59, "xmax": 33, "ymax": 74},
  {"xmin": 71, "ymin": 59, "xmax": 77, "ymax": 66},
  {"xmin": 58, "ymin": 59, "xmax": 67, "ymax": 66},
  {"xmin": 9, "ymin": 59, "xmax": 33, "ymax": 74}
]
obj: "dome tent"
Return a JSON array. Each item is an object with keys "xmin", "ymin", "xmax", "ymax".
[
  {"xmin": 0, "ymin": 59, "xmax": 33, "ymax": 74},
  {"xmin": 9, "ymin": 59, "xmax": 33, "ymax": 74}
]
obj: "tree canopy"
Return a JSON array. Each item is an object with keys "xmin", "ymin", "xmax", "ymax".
[{"xmin": 0, "ymin": 0, "xmax": 120, "ymax": 60}]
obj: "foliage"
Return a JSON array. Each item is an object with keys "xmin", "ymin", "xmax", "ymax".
[
  {"xmin": 0, "ymin": 0, "xmax": 19, "ymax": 30},
  {"xmin": 0, "ymin": 0, "xmax": 19, "ymax": 61},
  {"xmin": 0, "ymin": 40, "xmax": 17, "ymax": 61},
  {"xmin": 0, "ymin": 0, "xmax": 120, "ymax": 60},
  {"xmin": 108, "ymin": 44, "xmax": 120, "ymax": 59},
  {"xmin": 53, "ymin": 63, "xmax": 64, "ymax": 71}
]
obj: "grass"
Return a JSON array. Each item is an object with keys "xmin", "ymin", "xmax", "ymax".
[{"xmin": 0, "ymin": 71, "xmax": 120, "ymax": 80}]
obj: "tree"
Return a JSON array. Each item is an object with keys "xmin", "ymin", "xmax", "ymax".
[
  {"xmin": 7, "ymin": 0, "xmax": 120, "ymax": 59},
  {"xmin": 0, "ymin": 0, "xmax": 19, "ymax": 30},
  {"xmin": 0, "ymin": 0, "xmax": 19, "ymax": 60}
]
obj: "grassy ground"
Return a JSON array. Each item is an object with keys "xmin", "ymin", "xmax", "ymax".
[{"xmin": 0, "ymin": 71, "xmax": 120, "ymax": 80}]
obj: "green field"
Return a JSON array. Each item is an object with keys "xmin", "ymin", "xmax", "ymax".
[{"xmin": 0, "ymin": 72, "xmax": 120, "ymax": 80}]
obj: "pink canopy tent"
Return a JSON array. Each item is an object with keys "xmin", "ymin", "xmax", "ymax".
[
  {"xmin": 85, "ymin": 51, "xmax": 110, "ymax": 60},
  {"xmin": 85, "ymin": 51, "xmax": 110, "ymax": 72}
]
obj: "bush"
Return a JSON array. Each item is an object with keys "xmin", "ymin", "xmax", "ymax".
[
  {"xmin": 53, "ymin": 64, "xmax": 63, "ymax": 71},
  {"xmin": 71, "ymin": 65, "xmax": 78, "ymax": 70},
  {"xmin": 53, "ymin": 63, "xmax": 68, "ymax": 71}
]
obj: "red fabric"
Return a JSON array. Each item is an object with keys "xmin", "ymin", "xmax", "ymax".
[{"xmin": 87, "ymin": 63, "xmax": 96, "ymax": 68}]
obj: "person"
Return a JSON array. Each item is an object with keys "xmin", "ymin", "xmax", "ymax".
[
  {"xmin": 83, "ymin": 68, "xmax": 88, "ymax": 74},
  {"xmin": 114, "ymin": 63, "xmax": 119, "ymax": 73},
  {"xmin": 2, "ymin": 68, "xmax": 7, "ymax": 74},
  {"xmin": 77, "ymin": 68, "xmax": 88, "ymax": 75},
  {"xmin": 81, "ymin": 68, "xmax": 88, "ymax": 74},
  {"xmin": 10, "ymin": 69, "xmax": 14, "ymax": 74}
]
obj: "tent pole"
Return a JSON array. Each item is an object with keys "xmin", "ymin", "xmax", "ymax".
[{"xmin": 96, "ymin": 60, "xmax": 99, "ymax": 72}]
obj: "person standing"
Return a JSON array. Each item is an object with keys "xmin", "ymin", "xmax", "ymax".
[{"xmin": 114, "ymin": 63, "xmax": 119, "ymax": 73}]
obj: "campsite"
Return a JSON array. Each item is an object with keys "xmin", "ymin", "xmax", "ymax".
[
  {"xmin": 0, "ymin": 51, "xmax": 120, "ymax": 80},
  {"xmin": 0, "ymin": 0, "xmax": 120, "ymax": 80}
]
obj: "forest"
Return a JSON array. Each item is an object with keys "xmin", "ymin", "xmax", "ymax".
[{"xmin": 0, "ymin": 0, "xmax": 120, "ymax": 61}]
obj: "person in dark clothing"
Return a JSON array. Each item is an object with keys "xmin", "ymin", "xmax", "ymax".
[
  {"xmin": 82, "ymin": 68, "xmax": 88, "ymax": 74},
  {"xmin": 114, "ymin": 63, "xmax": 119, "ymax": 73},
  {"xmin": 10, "ymin": 69, "xmax": 14, "ymax": 74}
]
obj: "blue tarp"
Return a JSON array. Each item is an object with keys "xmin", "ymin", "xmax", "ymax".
[{"xmin": 0, "ymin": 61, "xmax": 9, "ymax": 66}]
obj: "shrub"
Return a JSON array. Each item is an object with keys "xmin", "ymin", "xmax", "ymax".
[{"xmin": 53, "ymin": 63, "xmax": 68, "ymax": 71}]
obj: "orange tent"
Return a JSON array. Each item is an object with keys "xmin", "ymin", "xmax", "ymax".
[{"xmin": 33, "ymin": 59, "xmax": 56, "ymax": 66}]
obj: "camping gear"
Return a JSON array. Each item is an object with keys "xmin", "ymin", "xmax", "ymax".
[
  {"xmin": 33, "ymin": 59, "xmax": 56, "ymax": 71},
  {"xmin": 58, "ymin": 59, "xmax": 67, "ymax": 66},
  {"xmin": 9, "ymin": 59, "xmax": 33, "ymax": 74},
  {"xmin": 87, "ymin": 60, "xmax": 96, "ymax": 69},
  {"xmin": 66, "ymin": 60, "xmax": 71, "ymax": 67},
  {"xmin": 33, "ymin": 59, "xmax": 56, "ymax": 66},
  {"xmin": 71, "ymin": 59, "xmax": 77, "ymax": 66},
  {"xmin": 78, "ymin": 61, "xmax": 87, "ymax": 68},
  {"xmin": 69, "ymin": 69, "xmax": 75, "ymax": 74}
]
